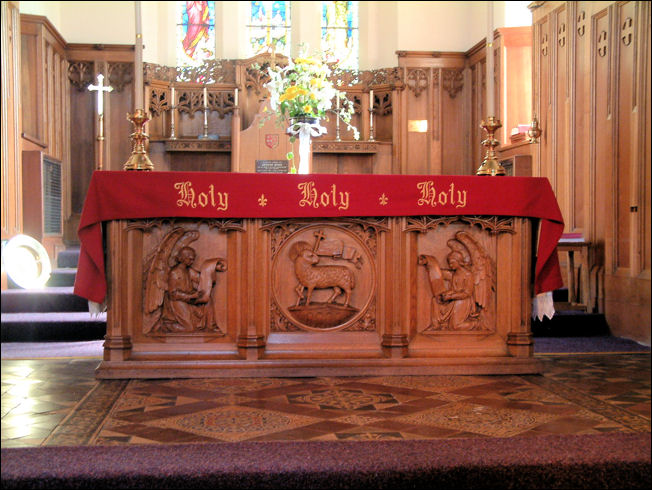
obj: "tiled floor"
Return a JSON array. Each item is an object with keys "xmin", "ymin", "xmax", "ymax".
[{"xmin": 2, "ymin": 354, "xmax": 650, "ymax": 448}]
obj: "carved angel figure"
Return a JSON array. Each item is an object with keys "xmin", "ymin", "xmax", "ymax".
[
  {"xmin": 144, "ymin": 228, "xmax": 226, "ymax": 334},
  {"xmin": 418, "ymin": 231, "xmax": 495, "ymax": 331}
]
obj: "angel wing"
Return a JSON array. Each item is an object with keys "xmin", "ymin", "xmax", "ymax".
[{"xmin": 454, "ymin": 231, "xmax": 495, "ymax": 309}]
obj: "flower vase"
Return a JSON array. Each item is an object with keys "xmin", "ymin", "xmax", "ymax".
[{"xmin": 287, "ymin": 116, "xmax": 326, "ymax": 174}]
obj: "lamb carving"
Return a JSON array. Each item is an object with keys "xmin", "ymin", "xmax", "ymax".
[{"xmin": 290, "ymin": 240, "xmax": 355, "ymax": 307}]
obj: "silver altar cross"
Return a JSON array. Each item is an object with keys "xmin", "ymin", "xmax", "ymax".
[
  {"xmin": 88, "ymin": 74, "xmax": 113, "ymax": 117},
  {"xmin": 88, "ymin": 74, "xmax": 113, "ymax": 170}
]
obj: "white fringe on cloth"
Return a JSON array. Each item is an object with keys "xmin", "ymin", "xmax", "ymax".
[
  {"xmin": 532, "ymin": 291, "xmax": 555, "ymax": 321},
  {"xmin": 89, "ymin": 300, "xmax": 107, "ymax": 317}
]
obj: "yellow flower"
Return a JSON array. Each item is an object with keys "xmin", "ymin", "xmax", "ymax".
[
  {"xmin": 279, "ymin": 85, "xmax": 308, "ymax": 102},
  {"xmin": 303, "ymin": 105, "xmax": 313, "ymax": 114},
  {"xmin": 310, "ymin": 78, "xmax": 324, "ymax": 89},
  {"xmin": 294, "ymin": 57, "xmax": 320, "ymax": 66}
]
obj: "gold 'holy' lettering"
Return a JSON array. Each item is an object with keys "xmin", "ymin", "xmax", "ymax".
[
  {"xmin": 174, "ymin": 181, "xmax": 228, "ymax": 211},
  {"xmin": 298, "ymin": 181, "xmax": 350, "ymax": 210},
  {"xmin": 417, "ymin": 181, "xmax": 467, "ymax": 208}
]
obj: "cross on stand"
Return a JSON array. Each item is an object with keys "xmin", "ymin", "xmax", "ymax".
[{"xmin": 88, "ymin": 74, "xmax": 113, "ymax": 170}]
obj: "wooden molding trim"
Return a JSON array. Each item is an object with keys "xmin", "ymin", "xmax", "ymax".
[
  {"xmin": 19, "ymin": 14, "xmax": 66, "ymax": 50},
  {"xmin": 21, "ymin": 132, "xmax": 47, "ymax": 149}
]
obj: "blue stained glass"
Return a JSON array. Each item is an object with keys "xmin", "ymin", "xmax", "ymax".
[{"xmin": 247, "ymin": 1, "xmax": 290, "ymax": 56}]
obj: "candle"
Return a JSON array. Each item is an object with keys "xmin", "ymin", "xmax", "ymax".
[
  {"xmin": 486, "ymin": 2, "xmax": 494, "ymax": 116},
  {"xmin": 134, "ymin": 1, "xmax": 143, "ymax": 109},
  {"xmin": 369, "ymin": 90, "xmax": 373, "ymax": 110},
  {"xmin": 97, "ymin": 74, "xmax": 104, "ymax": 115},
  {"xmin": 336, "ymin": 95, "xmax": 340, "ymax": 111},
  {"xmin": 204, "ymin": 86, "xmax": 208, "ymax": 108},
  {"xmin": 234, "ymin": 88, "xmax": 238, "ymax": 106},
  {"xmin": 170, "ymin": 85, "xmax": 175, "ymax": 107}
]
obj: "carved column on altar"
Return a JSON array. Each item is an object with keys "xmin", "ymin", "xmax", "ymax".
[
  {"xmin": 237, "ymin": 218, "xmax": 267, "ymax": 358},
  {"xmin": 381, "ymin": 217, "xmax": 409, "ymax": 357}
]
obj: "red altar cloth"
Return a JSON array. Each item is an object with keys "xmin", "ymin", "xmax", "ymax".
[{"xmin": 74, "ymin": 171, "xmax": 564, "ymax": 304}]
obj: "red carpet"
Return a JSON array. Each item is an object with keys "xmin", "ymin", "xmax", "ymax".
[{"xmin": 2, "ymin": 433, "xmax": 650, "ymax": 489}]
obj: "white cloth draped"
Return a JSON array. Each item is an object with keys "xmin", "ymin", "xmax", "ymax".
[{"xmin": 287, "ymin": 120, "xmax": 327, "ymax": 174}]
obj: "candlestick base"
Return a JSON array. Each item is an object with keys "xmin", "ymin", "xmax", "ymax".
[
  {"xmin": 527, "ymin": 115, "xmax": 542, "ymax": 144},
  {"xmin": 476, "ymin": 116, "xmax": 505, "ymax": 176},
  {"xmin": 124, "ymin": 109, "xmax": 154, "ymax": 171}
]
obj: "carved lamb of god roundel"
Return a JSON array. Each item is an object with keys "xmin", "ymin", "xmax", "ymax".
[{"xmin": 271, "ymin": 225, "xmax": 376, "ymax": 332}]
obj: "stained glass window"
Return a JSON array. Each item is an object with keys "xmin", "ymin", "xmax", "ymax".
[
  {"xmin": 321, "ymin": 1, "xmax": 358, "ymax": 69},
  {"xmin": 176, "ymin": 1, "xmax": 216, "ymax": 67},
  {"xmin": 247, "ymin": 1, "xmax": 291, "ymax": 57}
]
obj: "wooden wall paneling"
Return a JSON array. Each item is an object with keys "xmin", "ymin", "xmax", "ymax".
[
  {"xmin": 408, "ymin": 67, "xmax": 430, "ymax": 174},
  {"xmin": 1, "ymin": 1, "xmax": 23, "ymax": 284},
  {"xmin": 47, "ymin": 43, "xmax": 54, "ymax": 157},
  {"xmin": 18, "ymin": 16, "xmax": 67, "ymax": 256},
  {"xmin": 398, "ymin": 67, "xmax": 409, "ymax": 174},
  {"xmin": 66, "ymin": 44, "xmax": 135, "ymax": 243},
  {"xmin": 61, "ymin": 54, "xmax": 72, "ymax": 237},
  {"xmin": 553, "ymin": 4, "xmax": 571, "ymax": 231},
  {"xmin": 613, "ymin": 0, "xmax": 636, "ymax": 273},
  {"xmin": 431, "ymin": 68, "xmax": 442, "ymax": 174},
  {"xmin": 441, "ymin": 67, "xmax": 466, "ymax": 175},
  {"xmin": 68, "ymin": 61, "xmax": 95, "ymax": 216},
  {"xmin": 573, "ymin": 2, "xmax": 592, "ymax": 236},
  {"xmin": 497, "ymin": 27, "xmax": 533, "ymax": 146},
  {"xmin": 535, "ymin": 14, "xmax": 553, "ymax": 179},
  {"xmin": 465, "ymin": 42, "xmax": 486, "ymax": 174},
  {"xmin": 642, "ymin": 1, "xmax": 651, "ymax": 278},
  {"xmin": 531, "ymin": 1, "xmax": 650, "ymax": 343},
  {"xmin": 602, "ymin": 0, "xmax": 651, "ymax": 343},
  {"xmin": 397, "ymin": 52, "xmax": 468, "ymax": 176},
  {"xmin": 105, "ymin": 62, "xmax": 135, "ymax": 171},
  {"xmin": 20, "ymin": 18, "xmax": 44, "ymax": 145},
  {"xmin": 391, "ymin": 82, "xmax": 404, "ymax": 174}
]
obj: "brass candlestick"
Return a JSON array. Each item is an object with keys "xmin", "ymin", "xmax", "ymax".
[
  {"xmin": 123, "ymin": 109, "xmax": 154, "ymax": 171},
  {"xmin": 476, "ymin": 116, "xmax": 505, "ymax": 176},
  {"xmin": 527, "ymin": 114, "xmax": 542, "ymax": 144}
]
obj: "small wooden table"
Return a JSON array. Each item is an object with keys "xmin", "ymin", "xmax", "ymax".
[{"xmin": 557, "ymin": 240, "xmax": 592, "ymax": 310}]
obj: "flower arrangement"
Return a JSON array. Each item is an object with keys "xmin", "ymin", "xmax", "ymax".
[{"xmin": 264, "ymin": 45, "xmax": 360, "ymax": 141}]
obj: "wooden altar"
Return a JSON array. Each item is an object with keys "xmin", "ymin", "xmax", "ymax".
[{"xmin": 74, "ymin": 172, "xmax": 564, "ymax": 379}]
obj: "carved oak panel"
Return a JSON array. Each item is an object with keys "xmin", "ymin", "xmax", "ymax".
[
  {"xmin": 268, "ymin": 221, "xmax": 378, "ymax": 333},
  {"xmin": 415, "ymin": 222, "xmax": 498, "ymax": 336},
  {"xmin": 133, "ymin": 219, "xmax": 241, "ymax": 338}
]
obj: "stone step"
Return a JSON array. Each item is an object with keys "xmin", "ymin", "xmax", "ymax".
[
  {"xmin": 46, "ymin": 268, "xmax": 77, "ymax": 287},
  {"xmin": 56, "ymin": 247, "xmax": 80, "ymax": 268},
  {"xmin": 1, "ymin": 287, "xmax": 89, "ymax": 313},
  {"xmin": 1, "ymin": 312, "xmax": 106, "ymax": 341},
  {"xmin": 532, "ymin": 311, "xmax": 610, "ymax": 337},
  {"xmin": 7, "ymin": 268, "xmax": 77, "ymax": 289}
]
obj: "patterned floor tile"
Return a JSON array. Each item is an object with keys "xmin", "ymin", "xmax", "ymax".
[{"xmin": 1, "ymin": 354, "xmax": 650, "ymax": 448}]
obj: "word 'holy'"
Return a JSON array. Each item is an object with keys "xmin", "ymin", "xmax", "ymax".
[
  {"xmin": 298, "ymin": 182, "xmax": 350, "ymax": 210},
  {"xmin": 417, "ymin": 181, "xmax": 467, "ymax": 208},
  {"xmin": 175, "ymin": 181, "xmax": 228, "ymax": 211}
]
